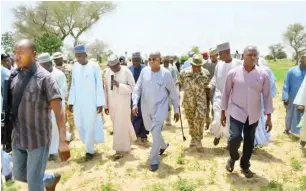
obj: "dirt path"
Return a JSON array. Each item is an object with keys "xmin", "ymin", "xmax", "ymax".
[{"xmin": 9, "ymin": 94, "xmax": 306, "ymax": 191}]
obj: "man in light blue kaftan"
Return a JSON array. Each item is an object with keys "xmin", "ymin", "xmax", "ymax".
[
  {"xmin": 282, "ymin": 54, "xmax": 306, "ymax": 135},
  {"xmin": 254, "ymin": 59, "xmax": 277, "ymax": 146},
  {"xmin": 132, "ymin": 52, "xmax": 180, "ymax": 171},
  {"xmin": 68, "ymin": 45, "xmax": 105, "ymax": 161},
  {"xmin": 181, "ymin": 51, "xmax": 195, "ymax": 71}
]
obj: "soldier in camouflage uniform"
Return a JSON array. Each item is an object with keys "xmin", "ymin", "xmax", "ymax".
[
  {"xmin": 179, "ymin": 54, "xmax": 211, "ymax": 148},
  {"xmin": 52, "ymin": 52, "xmax": 75, "ymax": 140}
]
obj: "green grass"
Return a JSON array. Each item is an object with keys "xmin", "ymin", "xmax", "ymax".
[
  {"xmin": 172, "ymin": 178, "xmax": 196, "ymax": 191},
  {"xmin": 261, "ymin": 180, "xmax": 284, "ymax": 191},
  {"xmin": 268, "ymin": 60, "xmax": 294, "ymax": 83},
  {"xmin": 290, "ymin": 157, "xmax": 302, "ymax": 171},
  {"xmin": 300, "ymin": 175, "xmax": 306, "ymax": 190},
  {"xmin": 100, "ymin": 182, "xmax": 116, "ymax": 191}
]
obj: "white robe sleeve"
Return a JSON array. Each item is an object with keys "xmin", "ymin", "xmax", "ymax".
[
  {"xmin": 59, "ymin": 72, "xmax": 67, "ymax": 108},
  {"xmin": 118, "ymin": 68, "xmax": 135, "ymax": 95},
  {"xmin": 68, "ymin": 67, "xmax": 75, "ymax": 105},
  {"xmin": 294, "ymin": 77, "xmax": 306, "ymax": 106},
  {"xmin": 209, "ymin": 64, "xmax": 218, "ymax": 89},
  {"xmin": 94, "ymin": 63, "xmax": 105, "ymax": 107},
  {"xmin": 165, "ymin": 72, "xmax": 180, "ymax": 113}
]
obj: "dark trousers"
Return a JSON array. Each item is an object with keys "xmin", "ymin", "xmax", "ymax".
[{"xmin": 228, "ymin": 116, "xmax": 258, "ymax": 170}]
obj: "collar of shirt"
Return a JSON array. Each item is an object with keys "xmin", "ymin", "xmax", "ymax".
[{"xmin": 243, "ymin": 64, "xmax": 256, "ymax": 73}]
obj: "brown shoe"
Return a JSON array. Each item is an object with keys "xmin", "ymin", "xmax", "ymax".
[{"xmin": 46, "ymin": 173, "xmax": 61, "ymax": 191}]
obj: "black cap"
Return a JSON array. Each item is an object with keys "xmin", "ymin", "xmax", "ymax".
[{"xmin": 1, "ymin": 53, "xmax": 9, "ymax": 60}]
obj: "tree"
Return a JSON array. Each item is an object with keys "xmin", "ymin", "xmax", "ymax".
[
  {"xmin": 276, "ymin": 51, "xmax": 287, "ymax": 59},
  {"xmin": 12, "ymin": 1, "xmax": 116, "ymax": 45},
  {"xmin": 268, "ymin": 43, "xmax": 285, "ymax": 62},
  {"xmin": 34, "ymin": 33, "xmax": 63, "ymax": 54},
  {"xmin": 265, "ymin": 55, "xmax": 274, "ymax": 61},
  {"xmin": 283, "ymin": 23, "xmax": 306, "ymax": 65},
  {"xmin": 1, "ymin": 32, "xmax": 15, "ymax": 53},
  {"xmin": 191, "ymin": 46, "xmax": 200, "ymax": 54},
  {"xmin": 86, "ymin": 39, "xmax": 107, "ymax": 62}
]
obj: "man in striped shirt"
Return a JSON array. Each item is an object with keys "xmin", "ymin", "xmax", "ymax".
[{"xmin": 11, "ymin": 39, "xmax": 70, "ymax": 191}]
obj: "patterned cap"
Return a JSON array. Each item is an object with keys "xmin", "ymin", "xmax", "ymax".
[
  {"xmin": 217, "ymin": 42, "xmax": 230, "ymax": 53},
  {"xmin": 108, "ymin": 54, "xmax": 120, "ymax": 66},
  {"xmin": 202, "ymin": 52, "xmax": 208, "ymax": 57},
  {"xmin": 188, "ymin": 51, "xmax": 195, "ymax": 58},
  {"xmin": 189, "ymin": 54, "xmax": 204, "ymax": 66},
  {"xmin": 132, "ymin": 52, "xmax": 141, "ymax": 59},
  {"xmin": 52, "ymin": 52, "xmax": 63, "ymax": 59},
  {"xmin": 209, "ymin": 48, "xmax": 218, "ymax": 56},
  {"xmin": 37, "ymin": 53, "xmax": 52, "ymax": 64},
  {"xmin": 74, "ymin": 44, "xmax": 86, "ymax": 54}
]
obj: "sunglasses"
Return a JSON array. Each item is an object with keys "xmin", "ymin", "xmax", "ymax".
[{"xmin": 148, "ymin": 58, "xmax": 160, "ymax": 62}]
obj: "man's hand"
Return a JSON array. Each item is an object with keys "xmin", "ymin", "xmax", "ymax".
[
  {"xmin": 58, "ymin": 141, "xmax": 70, "ymax": 162},
  {"xmin": 69, "ymin": 105, "xmax": 73, "ymax": 113},
  {"xmin": 132, "ymin": 105, "xmax": 138, "ymax": 116},
  {"xmin": 97, "ymin": 106, "xmax": 103, "ymax": 114},
  {"xmin": 221, "ymin": 111, "xmax": 226, "ymax": 127},
  {"xmin": 265, "ymin": 117, "xmax": 272, "ymax": 133},
  {"xmin": 104, "ymin": 108, "xmax": 109, "ymax": 115},
  {"xmin": 174, "ymin": 113, "xmax": 180, "ymax": 122},
  {"xmin": 112, "ymin": 80, "xmax": 119, "ymax": 88},
  {"xmin": 283, "ymin": 100, "xmax": 289, "ymax": 106},
  {"xmin": 297, "ymin": 105, "xmax": 305, "ymax": 113}
]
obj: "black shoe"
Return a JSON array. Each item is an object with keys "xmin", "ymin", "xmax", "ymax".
[
  {"xmin": 141, "ymin": 137, "xmax": 148, "ymax": 143},
  {"xmin": 5, "ymin": 173, "xmax": 13, "ymax": 182},
  {"xmin": 159, "ymin": 143, "xmax": 169, "ymax": 155},
  {"xmin": 300, "ymin": 141, "xmax": 306, "ymax": 148},
  {"xmin": 48, "ymin": 154, "xmax": 57, "ymax": 161},
  {"xmin": 241, "ymin": 169, "xmax": 254, "ymax": 178},
  {"xmin": 226, "ymin": 158, "xmax": 235, "ymax": 173},
  {"xmin": 85, "ymin": 153, "xmax": 94, "ymax": 161},
  {"xmin": 110, "ymin": 131, "xmax": 114, "ymax": 135},
  {"xmin": 214, "ymin": 138, "xmax": 220, "ymax": 146},
  {"xmin": 283, "ymin": 130, "xmax": 290, "ymax": 134}
]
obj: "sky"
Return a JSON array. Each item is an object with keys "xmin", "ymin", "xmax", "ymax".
[{"xmin": 1, "ymin": 1, "xmax": 306, "ymax": 57}]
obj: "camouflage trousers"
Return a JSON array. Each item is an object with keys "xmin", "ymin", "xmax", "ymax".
[
  {"xmin": 184, "ymin": 106, "xmax": 209, "ymax": 141},
  {"xmin": 65, "ymin": 99, "xmax": 75, "ymax": 137}
]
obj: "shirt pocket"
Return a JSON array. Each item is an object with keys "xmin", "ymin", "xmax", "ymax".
[{"xmin": 249, "ymin": 77, "xmax": 264, "ymax": 92}]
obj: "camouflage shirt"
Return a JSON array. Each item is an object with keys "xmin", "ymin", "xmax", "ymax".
[
  {"xmin": 179, "ymin": 67, "xmax": 210, "ymax": 111},
  {"xmin": 55, "ymin": 64, "xmax": 72, "ymax": 96}
]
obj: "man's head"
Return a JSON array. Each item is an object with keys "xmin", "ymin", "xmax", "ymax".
[
  {"xmin": 132, "ymin": 52, "xmax": 142, "ymax": 68},
  {"xmin": 52, "ymin": 52, "xmax": 64, "ymax": 66},
  {"xmin": 163, "ymin": 56, "xmax": 170, "ymax": 68},
  {"xmin": 108, "ymin": 54, "xmax": 121, "ymax": 73},
  {"xmin": 149, "ymin": 51, "xmax": 161, "ymax": 71},
  {"xmin": 217, "ymin": 42, "xmax": 231, "ymax": 62},
  {"xmin": 190, "ymin": 54, "xmax": 204, "ymax": 73},
  {"xmin": 38, "ymin": 53, "xmax": 53, "ymax": 72},
  {"xmin": 14, "ymin": 39, "xmax": 37, "ymax": 69},
  {"xmin": 209, "ymin": 48, "xmax": 218, "ymax": 63},
  {"xmin": 1, "ymin": 53, "xmax": 11, "ymax": 69},
  {"xmin": 202, "ymin": 52, "xmax": 209, "ymax": 60},
  {"xmin": 74, "ymin": 44, "xmax": 87, "ymax": 65},
  {"xmin": 243, "ymin": 45, "xmax": 258, "ymax": 69},
  {"xmin": 300, "ymin": 53, "xmax": 306, "ymax": 69}
]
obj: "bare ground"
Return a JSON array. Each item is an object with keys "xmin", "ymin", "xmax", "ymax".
[{"xmin": 6, "ymin": 93, "xmax": 306, "ymax": 191}]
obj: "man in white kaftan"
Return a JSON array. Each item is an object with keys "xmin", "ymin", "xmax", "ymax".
[
  {"xmin": 294, "ymin": 75, "xmax": 306, "ymax": 148},
  {"xmin": 132, "ymin": 52, "xmax": 180, "ymax": 171},
  {"xmin": 68, "ymin": 45, "xmax": 105, "ymax": 160},
  {"xmin": 37, "ymin": 53, "xmax": 71, "ymax": 161},
  {"xmin": 104, "ymin": 55, "xmax": 137, "ymax": 159},
  {"xmin": 209, "ymin": 42, "xmax": 242, "ymax": 146}
]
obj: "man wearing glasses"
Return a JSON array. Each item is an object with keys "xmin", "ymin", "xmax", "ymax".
[{"xmin": 132, "ymin": 52, "xmax": 180, "ymax": 171}]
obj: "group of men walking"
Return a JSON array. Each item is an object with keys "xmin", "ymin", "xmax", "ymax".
[{"xmin": 1, "ymin": 38, "xmax": 306, "ymax": 190}]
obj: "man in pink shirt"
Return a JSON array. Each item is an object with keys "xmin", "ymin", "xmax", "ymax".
[{"xmin": 221, "ymin": 45, "xmax": 273, "ymax": 178}]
